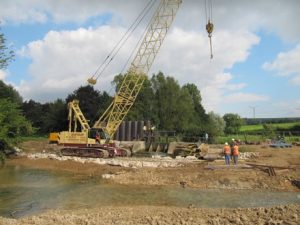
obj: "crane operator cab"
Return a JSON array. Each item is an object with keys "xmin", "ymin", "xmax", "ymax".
[{"xmin": 88, "ymin": 128, "xmax": 110, "ymax": 145}]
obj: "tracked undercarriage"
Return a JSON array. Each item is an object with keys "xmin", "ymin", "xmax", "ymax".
[{"xmin": 60, "ymin": 144, "xmax": 131, "ymax": 158}]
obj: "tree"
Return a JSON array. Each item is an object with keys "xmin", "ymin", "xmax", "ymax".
[
  {"xmin": 66, "ymin": 85, "xmax": 112, "ymax": 125},
  {"xmin": 22, "ymin": 100, "xmax": 44, "ymax": 131},
  {"xmin": 151, "ymin": 72, "xmax": 194, "ymax": 132},
  {"xmin": 42, "ymin": 99, "xmax": 68, "ymax": 133},
  {"xmin": 0, "ymin": 28, "xmax": 14, "ymax": 70},
  {"xmin": 182, "ymin": 83, "xmax": 208, "ymax": 134},
  {"xmin": 262, "ymin": 123, "xmax": 276, "ymax": 139},
  {"xmin": 0, "ymin": 80, "xmax": 23, "ymax": 105},
  {"xmin": 112, "ymin": 74, "xmax": 156, "ymax": 121},
  {"xmin": 0, "ymin": 99, "xmax": 33, "ymax": 144},
  {"xmin": 206, "ymin": 111, "xmax": 225, "ymax": 141},
  {"xmin": 223, "ymin": 113, "xmax": 244, "ymax": 134}
]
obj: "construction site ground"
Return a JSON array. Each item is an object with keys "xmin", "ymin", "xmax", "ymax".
[{"xmin": 0, "ymin": 140, "xmax": 300, "ymax": 225}]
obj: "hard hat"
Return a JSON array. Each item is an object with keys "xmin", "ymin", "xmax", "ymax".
[{"xmin": 225, "ymin": 142, "xmax": 228, "ymax": 145}]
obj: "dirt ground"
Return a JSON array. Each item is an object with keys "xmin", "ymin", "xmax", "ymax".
[
  {"xmin": 1, "ymin": 140, "xmax": 300, "ymax": 224},
  {"xmin": 1, "ymin": 205, "xmax": 299, "ymax": 225}
]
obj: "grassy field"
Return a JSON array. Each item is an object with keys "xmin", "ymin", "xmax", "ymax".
[
  {"xmin": 18, "ymin": 135, "xmax": 48, "ymax": 142},
  {"xmin": 240, "ymin": 121, "xmax": 300, "ymax": 132}
]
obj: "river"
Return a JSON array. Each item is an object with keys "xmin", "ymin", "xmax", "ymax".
[{"xmin": 0, "ymin": 164, "xmax": 299, "ymax": 218}]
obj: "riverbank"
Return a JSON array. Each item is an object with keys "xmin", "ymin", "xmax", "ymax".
[
  {"xmin": 1, "ymin": 140, "xmax": 300, "ymax": 224},
  {"xmin": 1, "ymin": 204, "xmax": 299, "ymax": 225},
  {"xmin": 7, "ymin": 145, "xmax": 300, "ymax": 191}
]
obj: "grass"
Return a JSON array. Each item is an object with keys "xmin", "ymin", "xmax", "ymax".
[
  {"xmin": 18, "ymin": 135, "xmax": 48, "ymax": 142},
  {"xmin": 240, "ymin": 121, "xmax": 300, "ymax": 132},
  {"xmin": 216, "ymin": 135, "xmax": 262, "ymax": 144},
  {"xmin": 216, "ymin": 133, "xmax": 300, "ymax": 144}
]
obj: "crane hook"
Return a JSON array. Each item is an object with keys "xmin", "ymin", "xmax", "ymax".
[
  {"xmin": 87, "ymin": 77, "xmax": 97, "ymax": 85},
  {"xmin": 206, "ymin": 20, "xmax": 214, "ymax": 59}
]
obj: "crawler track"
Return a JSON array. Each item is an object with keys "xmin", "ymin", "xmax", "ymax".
[{"xmin": 60, "ymin": 145, "xmax": 131, "ymax": 158}]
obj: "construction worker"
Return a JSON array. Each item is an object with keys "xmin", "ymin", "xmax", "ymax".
[
  {"xmin": 230, "ymin": 138, "xmax": 236, "ymax": 161},
  {"xmin": 233, "ymin": 143, "xmax": 239, "ymax": 165},
  {"xmin": 95, "ymin": 132, "xmax": 100, "ymax": 144},
  {"xmin": 223, "ymin": 142, "xmax": 231, "ymax": 165},
  {"xmin": 204, "ymin": 133, "xmax": 209, "ymax": 143}
]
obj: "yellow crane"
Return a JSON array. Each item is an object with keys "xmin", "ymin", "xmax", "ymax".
[
  {"xmin": 56, "ymin": 0, "xmax": 214, "ymax": 157},
  {"xmin": 92, "ymin": 0, "xmax": 182, "ymax": 139},
  {"xmin": 57, "ymin": 0, "xmax": 182, "ymax": 156}
]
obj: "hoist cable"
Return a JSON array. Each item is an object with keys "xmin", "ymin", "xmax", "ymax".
[
  {"xmin": 90, "ymin": 0, "xmax": 157, "ymax": 82},
  {"xmin": 205, "ymin": 0, "xmax": 208, "ymax": 23},
  {"xmin": 95, "ymin": 0, "xmax": 157, "ymax": 81},
  {"xmin": 91, "ymin": 0, "xmax": 155, "ymax": 79},
  {"xmin": 205, "ymin": 0, "xmax": 214, "ymax": 59},
  {"xmin": 120, "ymin": 6, "xmax": 154, "ymax": 76}
]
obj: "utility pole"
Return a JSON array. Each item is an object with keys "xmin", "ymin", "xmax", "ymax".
[{"xmin": 249, "ymin": 106, "xmax": 256, "ymax": 119}]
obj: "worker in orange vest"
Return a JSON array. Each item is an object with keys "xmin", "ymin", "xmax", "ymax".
[
  {"xmin": 223, "ymin": 142, "xmax": 231, "ymax": 165},
  {"xmin": 233, "ymin": 143, "xmax": 239, "ymax": 165}
]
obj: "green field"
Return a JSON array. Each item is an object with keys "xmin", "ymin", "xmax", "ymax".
[{"xmin": 240, "ymin": 121, "xmax": 300, "ymax": 132}]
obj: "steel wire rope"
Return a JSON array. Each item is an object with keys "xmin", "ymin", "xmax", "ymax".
[
  {"xmin": 205, "ymin": 0, "xmax": 213, "ymax": 22},
  {"xmin": 120, "ymin": 6, "xmax": 155, "ymax": 76},
  {"xmin": 107, "ymin": 16, "xmax": 150, "ymax": 97},
  {"xmin": 92, "ymin": 0, "xmax": 157, "ymax": 122},
  {"xmin": 108, "ymin": 1, "xmax": 158, "ymax": 97},
  {"xmin": 91, "ymin": 0, "xmax": 155, "ymax": 79},
  {"xmin": 205, "ymin": 0, "xmax": 214, "ymax": 59},
  {"xmin": 90, "ymin": 0, "xmax": 158, "ymax": 83},
  {"xmin": 107, "ymin": 0, "xmax": 158, "ymax": 96}
]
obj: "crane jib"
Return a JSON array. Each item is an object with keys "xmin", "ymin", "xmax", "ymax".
[{"xmin": 93, "ymin": 0, "xmax": 182, "ymax": 139}]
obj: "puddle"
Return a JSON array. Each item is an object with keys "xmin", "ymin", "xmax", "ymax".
[{"xmin": 0, "ymin": 165, "xmax": 299, "ymax": 218}]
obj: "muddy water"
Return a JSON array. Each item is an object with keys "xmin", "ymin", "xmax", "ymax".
[{"xmin": 0, "ymin": 165, "xmax": 300, "ymax": 219}]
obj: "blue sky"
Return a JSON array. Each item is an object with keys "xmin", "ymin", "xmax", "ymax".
[{"xmin": 1, "ymin": 0, "xmax": 300, "ymax": 118}]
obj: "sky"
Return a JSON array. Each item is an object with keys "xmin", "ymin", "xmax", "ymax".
[{"xmin": 1, "ymin": 0, "xmax": 300, "ymax": 119}]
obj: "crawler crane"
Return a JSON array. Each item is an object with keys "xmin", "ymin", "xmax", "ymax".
[{"xmin": 57, "ymin": 0, "xmax": 214, "ymax": 158}]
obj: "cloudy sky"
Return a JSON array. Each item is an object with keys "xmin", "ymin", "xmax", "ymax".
[{"xmin": 1, "ymin": 0, "xmax": 300, "ymax": 118}]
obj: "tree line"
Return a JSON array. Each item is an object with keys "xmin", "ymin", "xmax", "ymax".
[
  {"xmin": 1, "ymin": 71, "xmax": 240, "ymax": 143},
  {"xmin": 1, "ymin": 29, "xmax": 245, "ymax": 152}
]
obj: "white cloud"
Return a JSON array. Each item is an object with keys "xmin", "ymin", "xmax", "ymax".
[
  {"xmin": 1, "ymin": 0, "xmax": 300, "ymax": 42},
  {"xmin": 226, "ymin": 83, "xmax": 247, "ymax": 91},
  {"xmin": 223, "ymin": 92, "xmax": 269, "ymax": 104},
  {"xmin": 256, "ymin": 100, "xmax": 300, "ymax": 118},
  {"xmin": 5, "ymin": 0, "xmax": 300, "ymax": 117},
  {"xmin": 152, "ymin": 28, "xmax": 259, "ymax": 111},
  {"xmin": 263, "ymin": 44, "xmax": 300, "ymax": 76},
  {"xmin": 263, "ymin": 44, "xmax": 300, "ymax": 85},
  {"xmin": 17, "ymin": 26, "xmax": 135, "ymax": 102},
  {"xmin": 289, "ymin": 75, "xmax": 300, "ymax": 86},
  {"xmin": 17, "ymin": 25, "xmax": 259, "ymax": 112},
  {"xmin": 0, "ymin": 70, "xmax": 7, "ymax": 80},
  {"xmin": 0, "ymin": 0, "xmax": 47, "ymax": 24},
  {"xmin": 0, "ymin": 0, "xmax": 153, "ymax": 25}
]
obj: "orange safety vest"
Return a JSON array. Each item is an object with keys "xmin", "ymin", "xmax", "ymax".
[
  {"xmin": 224, "ymin": 145, "xmax": 231, "ymax": 155},
  {"xmin": 233, "ymin": 145, "xmax": 239, "ymax": 156}
]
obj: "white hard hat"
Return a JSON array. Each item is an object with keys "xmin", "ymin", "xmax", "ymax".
[{"xmin": 225, "ymin": 142, "xmax": 228, "ymax": 145}]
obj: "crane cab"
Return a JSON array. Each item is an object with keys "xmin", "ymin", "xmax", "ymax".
[{"xmin": 88, "ymin": 128, "xmax": 110, "ymax": 145}]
